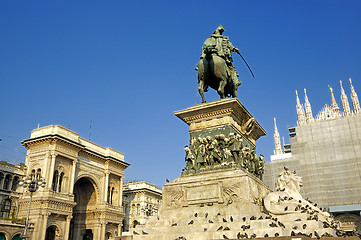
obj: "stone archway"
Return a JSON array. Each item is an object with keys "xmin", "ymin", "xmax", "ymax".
[
  {"xmin": 45, "ymin": 225, "xmax": 58, "ymax": 240},
  {"xmin": 69, "ymin": 177, "xmax": 98, "ymax": 240}
]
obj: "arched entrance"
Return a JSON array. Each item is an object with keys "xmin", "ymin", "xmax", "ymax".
[
  {"xmin": 0, "ymin": 233, "xmax": 5, "ymax": 240},
  {"xmin": 69, "ymin": 177, "xmax": 98, "ymax": 240},
  {"xmin": 45, "ymin": 225, "xmax": 58, "ymax": 240},
  {"xmin": 11, "ymin": 235, "xmax": 22, "ymax": 240}
]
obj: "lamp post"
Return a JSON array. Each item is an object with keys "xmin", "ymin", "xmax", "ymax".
[{"xmin": 18, "ymin": 174, "xmax": 46, "ymax": 239}]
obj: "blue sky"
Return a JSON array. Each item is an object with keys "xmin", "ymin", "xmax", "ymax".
[{"xmin": 1, "ymin": 1, "xmax": 360, "ymax": 187}]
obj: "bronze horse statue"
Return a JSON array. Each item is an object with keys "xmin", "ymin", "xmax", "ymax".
[
  {"xmin": 196, "ymin": 53, "xmax": 238, "ymax": 103},
  {"xmin": 196, "ymin": 36, "xmax": 239, "ymax": 103}
]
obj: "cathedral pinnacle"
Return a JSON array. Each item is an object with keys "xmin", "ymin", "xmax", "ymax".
[
  {"xmin": 329, "ymin": 85, "xmax": 341, "ymax": 117},
  {"xmin": 296, "ymin": 90, "xmax": 306, "ymax": 125},
  {"xmin": 274, "ymin": 118, "xmax": 283, "ymax": 155},
  {"xmin": 304, "ymin": 89, "xmax": 314, "ymax": 123},
  {"xmin": 349, "ymin": 78, "xmax": 360, "ymax": 114},
  {"xmin": 340, "ymin": 80, "xmax": 351, "ymax": 116}
]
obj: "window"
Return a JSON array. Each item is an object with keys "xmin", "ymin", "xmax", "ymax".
[
  {"xmin": 36, "ymin": 168, "xmax": 42, "ymax": 180},
  {"xmin": 1, "ymin": 198, "xmax": 11, "ymax": 217},
  {"xmin": 58, "ymin": 172, "xmax": 64, "ymax": 192},
  {"xmin": 0, "ymin": 173, "xmax": 4, "ymax": 189},
  {"xmin": 11, "ymin": 176, "xmax": 19, "ymax": 191},
  {"xmin": 31, "ymin": 169, "xmax": 36, "ymax": 180},
  {"xmin": 52, "ymin": 170, "xmax": 59, "ymax": 191},
  {"xmin": 3, "ymin": 174, "xmax": 11, "ymax": 190}
]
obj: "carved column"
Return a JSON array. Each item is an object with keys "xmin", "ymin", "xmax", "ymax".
[
  {"xmin": 39, "ymin": 213, "xmax": 50, "ymax": 240},
  {"xmin": 104, "ymin": 171, "xmax": 110, "ymax": 203},
  {"xmin": 64, "ymin": 215, "xmax": 72, "ymax": 240},
  {"xmin": 69, "ymin": 159, "xmax": 78, "ymax": 193},
  {"xmin": 8, "ymin": 175, "xmax": 14, "ymax": 191},
  {"xmin": 119, "ymin": 176, "xmax": 123, "ymax": 207},
  {"xmin": 47, "ymin": 153, "xmax": 57, "ymax": 189}
]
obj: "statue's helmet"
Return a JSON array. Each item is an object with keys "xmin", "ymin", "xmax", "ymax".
[{"xmin": 213, "ymin": 25, "xmax": 225, "ymax": 35}]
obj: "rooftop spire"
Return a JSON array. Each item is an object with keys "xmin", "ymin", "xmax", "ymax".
[
  {"xmin": 304, "ymin": 89, "xmax": 314, "ymax": 123},
  {"xmin": 349, "ymin": 78, "xmax": 360, "ymax": 114},
  {"xmin": 340, "ymin": 80, "xmax": 351, "ymax": 116},
  {"xmin": 296, "ymin": 90, "xmax": 306, "ymax": 125},
  {"xmin": 329, "ymin": 85, "xmax": 341, "ymax": 117},
  {"xmin": 274, "ymin": 118, "xmax": 283, "ymax": 155}
]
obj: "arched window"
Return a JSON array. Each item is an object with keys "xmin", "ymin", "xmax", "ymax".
[
  {"xmin": 110, "ymin": 187, "xmax": 115, "ymax": 204},
  {"xmin": 31, "ymin": 169, "xmax": 36, "ymax": 180},
  {"xmin": 0, "ymin": 173, "xmax": 4, "ymax": 189},
  {"xmin": 137, "ymin": 204, "xmax": 140, "ymax": 215},
  {"xmin": 36, "ymin": 168, "xmax": 42, "ymax": 180},
  {"xmin": 52, "ymin": 170, "xmax": 59, "ymax": 191},
  {"xmin": 107, "ymin": 186, "xmax": 111, "ymax": 203},
  {"xmin": 3, "ymin": 174, "xmax": 12, "ymax": 190},
  {"xmin": 11, "ymin": 176, "xmax": 19, "ymax": 191},
  {"xmin": 58, "ymin": 172, "xmax": 64, "ymax": 192},
  {"xmin": 1, "ymin": 198, "xmax": 11, "ymax": 217},
  {"xmin": 11, "ymin": 234, "xmax": 22, "ymax": 240}
]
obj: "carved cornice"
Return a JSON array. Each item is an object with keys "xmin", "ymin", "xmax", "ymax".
[{"xmin": 183, "ymin": 108, "xmax": 233, "ymax": 124}]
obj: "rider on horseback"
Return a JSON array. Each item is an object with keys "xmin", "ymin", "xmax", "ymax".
[{"xmin": 200, "ymin": 25, "xmax": 242, "ymax": 89}]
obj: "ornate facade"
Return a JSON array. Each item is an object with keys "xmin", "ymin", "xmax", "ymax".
[
  {"xmin": 0, "ymin": 162, "xmax": 26, "ymax": 240},
  {"xmin": 5, "ymin": 125, "xmax": 131, "ymax": 240},
  {"xmin": 122, "ymin": 181, "xmax": 162, "ymax": 233}
]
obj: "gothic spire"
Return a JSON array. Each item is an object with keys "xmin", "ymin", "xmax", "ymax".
[
  {"xmin": 329, "ymin": 85, "xmax": 341, "ymax": 117},
  {"xmin": 349, "ymin": 78, "xmax": 360, "ymax": 114},
  {"xmin": 340, "ymin": 80, "xmax": 351, "ymax": 116},
  {"xmin": 296, "ymin": 90, "xmax": 306, "ymax": 125},
  {"xmin": 274, "ymin": 118, "xmax": 283, "ymax": 155},
  {"xmin": 304, "ymin": 89, "xmax": 314, "ymax": 123}
]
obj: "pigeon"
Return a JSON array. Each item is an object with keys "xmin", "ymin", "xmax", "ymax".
[
  {"xmin": 205, "ymin": 212, "xmax": 208, "ymax": 218},
  {"xmin": 142, "ymin": 230, "xmax": 148, "ymax": 235},
  {"xmin": 208, "ymin": 220, "xmax": 214, "ymax": 223},
  {"xmin": 258, "ymin": 216, "xmax": 263, "ymax": 220},
  {"xmin": 217, "ymin": 226, "xmax": 223, "ymax": 231},
  {"xmin": 275, "ymin": 232, "xmax": 279, "ymax": 237},
  {"xmin": 133, "ymin": 231, "xmax": 139, "ymax": 235},
  {"xmin": 230, "ymin": 216, "xmax": 233, "ymax": 222},
  {"xmin": 241, "ymin": 225, "xmax": 246, "ymax": 230},
  {"xmin": 194, "ymin": 213, "xmax": 198, "ymax": 217},
  {"xmin": 223, "ymin": 218, "xmax": 227, "ymax": 222},
  {"xmin": 242, "ymin": 217, "xmax": 246, "ymax": 221},
  {"xmin": 207, "ymin": 202, "xmax": 213, "ymax": 206},
  {"xmin": 166, "ymin": 179, "xmax": 170, "ymax": 183},
  {"xmin": 294, "ymin": 206, "xmax": 299, "ymax": 211},
  {"xmin": 264, "ymin": 233, "xmax": 269, "ymax": 237},
  {"xmin": 250, "ymin": 233, "xmax": 256, "ymax": 238},
  {"xmin": 265, "ymin": 215, "xmax": 271, "ymax": 219},
  {"xmin": 295, "ymin": 218, "xmax": 301, "ymax": 221},
  {"xmin": 204, "ymin": 228, "xmax": 207, "ymax": 232},
  {"xmin": 291, "ymin": 231, "xmax": 296, "ymax": 236},
  {"xmin": 188, "ymin": 220, "xmax": 194, "ymax": 225},
  {"xmin": 171, "ymin": 223, "xmax": 177, "ymax": 227},
  {"xmin": 237, "ymin": 232, "xmax": 241, "ymax": 239},
  {"xmin": 284, "ymin": 167, "xmax": 289, "ymax": 171},
  {"xmin": 244, "ymin": 233, "xmax": 248, "ymax": 238},
  {"xmin": 217, "ymin": 212, "xmax": 221, "ymax": 215},
  {"xmin": 224, "ymin": 227, "xmax": 230, "ymax": 230},
  {"xmin": 293, "ymin": 226, "xmax": 298, "ymax": 230},
  {"xmin": 250, "ymin": 216, "xmax": 256, "ymax": 220},
  {"xmin": 223, "ymin": 235, "xmax": 229, "ymax": 239},
  {"xmin": 278, "ymin": 222, "xmax": 285, "ymax": 228},
  {"xmin": 269, "ymin": 222, "xmax": 277, "ymax": 227},
  {"xmin": 200, "ymin": 203, "xmax": 204, "ymax": 207},
  {"xmin": 314, "ymin": 231, "xmax": 320, "ymax": 239},
  {"xmin": 302, "ymin": 224, "xmax": 307, "ymax": 229},
  {"xmin": 284, "ymin": 206, "xmax": 288, "ymax": 211}
]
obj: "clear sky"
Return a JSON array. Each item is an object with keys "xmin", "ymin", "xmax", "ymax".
[{"xmin": 1, "ymin": 1, "xmax": 360, "ymax": 188}]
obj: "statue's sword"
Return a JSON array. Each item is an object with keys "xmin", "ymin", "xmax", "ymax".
[{"xmin": 237, "ymin": 52, "xmax": 255, "ymax": 78}]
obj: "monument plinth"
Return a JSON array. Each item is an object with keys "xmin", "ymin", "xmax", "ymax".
[{"xmin": 174, "ymin": 98, "xmax": 266, "ymax": 147}]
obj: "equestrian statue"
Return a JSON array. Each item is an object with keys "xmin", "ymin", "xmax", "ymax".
[{"xmin": 195, "ymin": 25, "xmax": 254, "ymax": 103}]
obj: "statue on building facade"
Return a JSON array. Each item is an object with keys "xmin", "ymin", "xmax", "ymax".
[
  {"xmin": 183, "ymin": 133, "xmax": 264, "ymax": 179},
  {"xmin": 195, "ymin": 25, "xmax": 254, "ymax": 103}
]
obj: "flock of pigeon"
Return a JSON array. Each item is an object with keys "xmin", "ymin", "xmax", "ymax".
[{"xmin": 132, "ymin": 200, "xmax": 358, "ymax": 239}]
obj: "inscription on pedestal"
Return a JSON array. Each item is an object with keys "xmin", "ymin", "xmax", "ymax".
[{"xmin": 186, "ymin": 183, "xmax": 222, "ymax": 205}]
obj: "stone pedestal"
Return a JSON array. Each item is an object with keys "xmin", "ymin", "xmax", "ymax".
[{"xmin": 174, "ymin": 98, "xmax": 266, "ymax": 148}]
